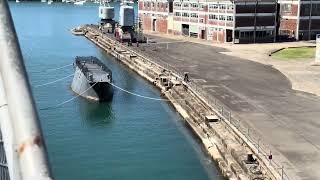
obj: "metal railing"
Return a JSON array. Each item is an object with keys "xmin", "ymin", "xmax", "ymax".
[
  {"xmin": 0, "ymin": 1, "xmax": 53, "ymax": 179},
  {"xmin": 121, "ymin": 38, "xmax": 290, "ymax": 180},
  {"xmin": 87, "ymin": 25, "xmax": 291, "ymax": 179},
  {"xmin": 187, "ymin": 81, "xmax": 290, "ymax": 180}
]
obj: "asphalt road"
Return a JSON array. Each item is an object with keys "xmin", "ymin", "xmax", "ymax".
[{"xmin": 132, "ymin": 36, "xmax": 320, "ymax": 180}]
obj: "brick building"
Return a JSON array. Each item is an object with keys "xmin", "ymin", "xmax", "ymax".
[
  {"xmin": 138, "ymin": 0, "xmax": 320, "ymax": 43},
  {"xmin": 279, "ymin": 0, "xmax": 320, "ymax": 41},
  {"xmin": 138, "ymin": 0, "xmax": 173, "ymax": 33}
]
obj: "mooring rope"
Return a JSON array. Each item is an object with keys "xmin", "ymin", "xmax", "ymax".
[
  {"xmin": 46, "ymin": 63, "xmax": 73, "ymax": 72},
  {"xmin": 40, "ymin": 82, "xmax": 98, "ymax": 111},
  {"xmin": 35, "ymin": 73, "xmax": 74, "ymax": 88},
  {"xmin": 109, "ymin": 82, "xmax": 181, "ymax": 102},
  {"xmin": 30, "ymin": 63, "xmax": 73, "ymax": 73}
]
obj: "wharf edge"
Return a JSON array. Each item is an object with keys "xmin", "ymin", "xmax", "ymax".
[{"xmin": 75, "ymin": 24, "xmax": 287, "ymax": 180}]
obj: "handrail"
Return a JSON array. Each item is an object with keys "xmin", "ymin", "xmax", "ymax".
[
  {"xmin": 87, "ymin": 25, "xmax": 291, "ymax": 179},
  {"xmin": 0, "ymin": 1, "xmax": 53, "ymax": 179}
]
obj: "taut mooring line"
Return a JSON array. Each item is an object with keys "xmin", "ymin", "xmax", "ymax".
[
  {"xmin": 47, "ymin": 63, "xmax": 73, "ymax": 72},
  {"xmin": 108, "ymin": 82, "xmax": 185, "ymax": 102},
  {"xmin": 35, "ymin": 73, "xmax": 74, "ymax": 88},
  {"xmin": 30, "ymin": 63, "xmax": 73, "ymax": 73},
  {"xmin": 40, "ymin": 82, "xmax": 98, "ymax": 111}
]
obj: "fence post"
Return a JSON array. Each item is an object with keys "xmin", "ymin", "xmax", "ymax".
[
  {"xmin": 221, "ymin": 106, "xmax": 224, "ymax": 116},
  {"xmin": 257, "ymin": 138, "xmax": 260, "ymax": 154},
  {"xmin": 269, "ymin": 150, "xmax": 272, "ymax": 166}
]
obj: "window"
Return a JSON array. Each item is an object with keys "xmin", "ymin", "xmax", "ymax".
[
  {"xmin": 227, "ymin": 4, "xmax": 233, "ymax": 10},
  {"xmin": 175, "ymin": 12, "xmax": 181, "ymax": 16},
  {"xmin": 208, "ymin": 14, "xmax": 218, "ymax": 20},
  {"xmin": 219, "ymin": 4, "xmax": 226, "ymax": 10},
  {"xmin": 281, "ymin": 4, "xmax": 292, "ymax": 12},
  {"xmin": 151, "ymin": 2, "xmax": 155, "ymax": 8},
  {"xmin": 190, "ymin": 13, "xmax": 198, "ymax": 18},
  {"xmin": 183, "ymin": 3, "xmax": 189, "ymax": 8},
  {"xmin": 174, "ymin": 2, "xmax": 181, "ymax": 7},
  {"xmin": 199, "ymin": 3, "xmax": 205, "ymax": 9},
  {"xmin": 182, "ymin": 12, "xmax": 189, "ymax": 17},
  {"xmin": 227, "ymin": 16, "xmax": 233, "ymax": 21},
  {"xmin": 219, "ymin": 15, "xmax": 225, "ymax": 20},
  {"xmin": 190, "ymin": 3, "xmax": 198, "ymax": 8},
  {"xmin": 209, "ymin": 4, "xmax": 218, "ymax": 9}
]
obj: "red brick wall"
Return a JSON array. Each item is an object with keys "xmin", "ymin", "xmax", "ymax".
[
  {"xmin": 280, "ymin": 4, "xmax": 298, "ymax": 17},
  {"xmin": 218, "ymin": 31, "xmax": 225, "ymax": 42},
  {"xmin": 218, "ymin": 21, "xmax": 225, "ymax": 26},
  {"xmin": 141, "ymin": 14, "xmax": 152, "ymax": 31},
  {"xmin": 212, "ymin": 32, "xmax": 218, "ymax": 42},
  {"xmin": 208, "ymin": 20, "xmax": 218, "ymax": 25},
  {"xmin": 280, "ymin": 19, "xmax": 297, "ymax": 32},
  {"xmin": 156, "ymin": 2, "xmax": 168, "ymax": 12},
  {"xmin": 156, "ymin": 18, "xmax": 168, "ymax": 33},
  {"xmin": 138, "ymin": 1, "xmax": 143, "ymax": 10},
  {"xmin": 212, "ymin": 31, "xmax": 225, "ymax": 43},
  {"xmin": 140, "ymin": 14, "xmax": 167, "ymax": 34}
]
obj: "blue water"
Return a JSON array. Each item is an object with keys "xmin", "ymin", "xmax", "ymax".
[{"xmin": 9, "ymin": 2, "xmax": 221, "ymax": 180}]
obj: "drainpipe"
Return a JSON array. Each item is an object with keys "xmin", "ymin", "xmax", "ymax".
[
  {"xmin": 253, "ymin": 0, "xmax": 258, "ymax": 43},
  {"xmin": 296, "ymin": 0, "xmax": 301, "ymax": 40},
  {"xmin": 0, "ymin": 1, "xmax": 53, "ymax": 180},
  {"xmin": 232, "ymin": 0, "xmax": 235, "ymax": 43},
  {"xmin": 273, "ymin": 0, "xmax": 278, "ymax": 43},
  {"xmin": 308, "ymin": 0, "xmax": 313, "ymax": 40}
]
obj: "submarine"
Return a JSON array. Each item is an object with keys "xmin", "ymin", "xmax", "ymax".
[{"xmin": 71, "ymin": 56, "xmax": 113, "ymax": 101}]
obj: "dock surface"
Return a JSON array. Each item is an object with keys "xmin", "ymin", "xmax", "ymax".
[{"xmin": 131, "ymin": 35, "xmax": 320, "ymax": 180}]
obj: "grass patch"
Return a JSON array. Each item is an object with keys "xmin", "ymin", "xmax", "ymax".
[{"xmin": 272, "ymin": 47, "xmax": 316, "ymax": 60}]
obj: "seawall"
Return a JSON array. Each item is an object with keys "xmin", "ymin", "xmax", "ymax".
[{"xmin": 76, "ymin": 25, "xmax": 279, "ymax": 180}]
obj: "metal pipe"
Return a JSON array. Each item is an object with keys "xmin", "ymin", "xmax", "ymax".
[
  {"xmin": 273, "ymin": 0, "xmax": 278, "ymax": 43},
  {"xmin": 308, "ymin": 0, "xmax": 313, "ymax": 40},
  {"xmin": 0, "ymin": 1, "xmax": 53, "ymax": 179},
  {"xmin": 0, "ymin": 76, "xmax": 22, "ymax": 180}
]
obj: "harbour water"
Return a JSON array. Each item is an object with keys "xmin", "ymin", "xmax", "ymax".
[{"xmin": 9, "ymin": 2, "xmax": 222, "ymax": 180}]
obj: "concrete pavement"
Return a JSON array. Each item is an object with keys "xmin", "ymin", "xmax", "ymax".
[{"xmin": 132, "ymin": 36, "xmax": 320, "ymax": 180}]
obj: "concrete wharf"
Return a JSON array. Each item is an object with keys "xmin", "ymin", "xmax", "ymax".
[{"xmin": 76, "ymin": 24, "xmax": 317, "ymax": 180}]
